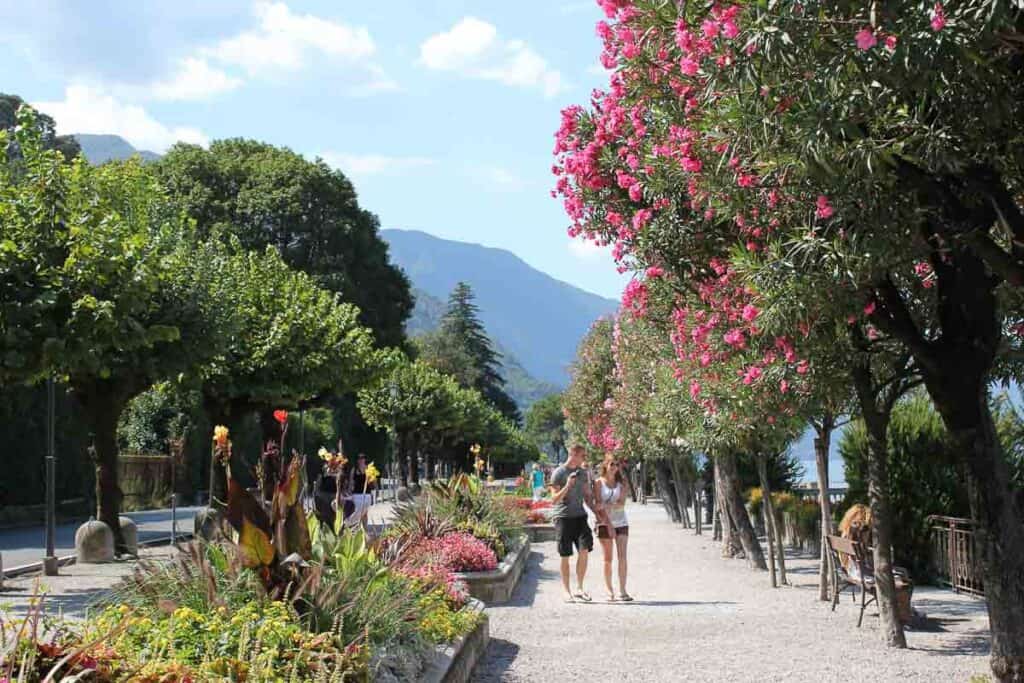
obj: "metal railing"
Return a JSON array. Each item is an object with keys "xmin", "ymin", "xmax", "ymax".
[{"xmin": 927, "ymin": 515, "xmax": 984, "ymax": 596}]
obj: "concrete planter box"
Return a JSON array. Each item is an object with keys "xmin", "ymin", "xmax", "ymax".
[
  {"xmin": 421, "ymin": 598, "xmax": 489, "ymax": 683},
  {"xmin": 523, "ymin": 523, "xmax": 555, "ymax": 543},
  {"xmin": 453, "ymin": 535, "xmax": 530, "ymax": 604}
]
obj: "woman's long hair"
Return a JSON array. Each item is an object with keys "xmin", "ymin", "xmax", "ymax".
[{"xmin": 598, "ymin": 456, "xmax": 624, "ymax": 485}]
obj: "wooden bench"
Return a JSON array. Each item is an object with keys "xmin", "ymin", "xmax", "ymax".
[{"xmin": 826, "ymin": 534, "xmax": 913, "ymax": 627}]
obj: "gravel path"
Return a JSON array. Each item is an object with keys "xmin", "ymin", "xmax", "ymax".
[{"xmin": 473, "ymin": 502, "xmax": 990, "ymax": 682}]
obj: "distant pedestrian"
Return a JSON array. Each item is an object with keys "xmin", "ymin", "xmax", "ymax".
[
  {"xmin": 531, "ymin": 463, "xmax": 545, "ymax": 502},
  {"xmin": 550, "ymin": 444, "xmax": 595, "ymax": 603}
]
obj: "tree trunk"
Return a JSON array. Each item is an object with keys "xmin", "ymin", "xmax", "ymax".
[
  {"xmin": 409, "ymin": 439, "xmax": 421, "ymax": 486},
  {"xmin": 77, "ymin": 388, "xmax": 131, "ymax": 554},
  {"xmin": 813, "ymin": 415, "xmax": 837, "ymax": 602},
  {"xmin": 935, "ymin": 393, "xmax": 1024, "ymax": 681},
  {"xmin": 693, "ymin": 482, "xmax": 703, "ymax": 535},
  {"xmin": 653, "ymin": 459, "xmax": 681, "ymax": 523},
  {"xmin": 423, "ymin": 450, "xmax": 434, "ymax": 483},
  {"xmin": 718, "ymin": 452, "xmax": 767, "ymax": 570},
  {"xmin": 670, "ymin": 457, "xmax": 690, "ymax": 525},
  {"xmin": 757, "ymin": 454, "xmax": 787, "ymax": 586},
  {"xmin": 852, "ymin": 361, "xmax": 907, "ymax": 649},
  {"xmin": 397, "ymin": 432, "xmax": 409, "ymax": 488}
]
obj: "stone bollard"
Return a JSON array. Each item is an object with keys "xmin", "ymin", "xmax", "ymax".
[
  {"xmin": 75, "ymin": 520, "xmax": 114, "ymax": 563},
  {"xmin": 194, "ymin": 507, "xmax": 226, "ymax": 541},
  {"xmin": 119, "ymin": 516, "xmax": 139, "ymax": 555},
  {"xmin": 396, "ymin": 486, "xmax": 412, "ymax": 502}
]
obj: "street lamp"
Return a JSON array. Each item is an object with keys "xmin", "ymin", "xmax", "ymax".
[{"xmin": 43, "ymin": 376, "xmax": 58, "ymax": 576}]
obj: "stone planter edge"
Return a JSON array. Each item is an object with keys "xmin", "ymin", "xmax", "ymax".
[{"xmin": 421, "ymin": 598, "xmax": 490, "ymax": 683}]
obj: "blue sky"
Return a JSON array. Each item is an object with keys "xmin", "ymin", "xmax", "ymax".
[{"xmin": 0, "ymin": 0, "xmax": 629, "ymax": 300}]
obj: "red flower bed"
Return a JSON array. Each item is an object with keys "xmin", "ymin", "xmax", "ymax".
[
  {"xmin": 397, "ymin": 532, "xmax": 499, "ymax": 578},
  {"xmin": 525, "ymin": 510, "xmax": 548, "ymax": 525}
]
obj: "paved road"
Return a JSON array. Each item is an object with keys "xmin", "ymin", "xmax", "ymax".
[
  {"xmin": 473, "ymin": 502, "xmax": 991, "ymax": 682},
  {"xmin": 0, "ymin": 506, "xmax": 200, "ymax": 570}
]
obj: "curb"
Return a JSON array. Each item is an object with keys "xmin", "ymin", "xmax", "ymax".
[
  {"xmin": 2, "ymin": 533, "xmax": 193, "ymax": 580},
  {"xmin": 453, "ymin": 535, "xmax": 531, "ymax": 604},
  {"xmin": 421, "ymin": 598, "xmax": 490, "ymax": 683}
]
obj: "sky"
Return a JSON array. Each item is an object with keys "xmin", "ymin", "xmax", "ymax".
[{"xmin": 0, "ymin": 0, "xmax": 630, "ymax": 300}]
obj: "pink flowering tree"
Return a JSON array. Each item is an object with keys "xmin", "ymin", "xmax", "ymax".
[{"xmin": 555, "ymin": 0, "xmax": 1024, "ymax": 669}]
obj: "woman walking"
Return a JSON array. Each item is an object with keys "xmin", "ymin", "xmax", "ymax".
[
  {"xmin": 594, "ymin": 457, "xmax": 632, "ymax": 602},
  {"xmin": 349, "ymin": 454, "xmax": 376, "ymax": 530}
]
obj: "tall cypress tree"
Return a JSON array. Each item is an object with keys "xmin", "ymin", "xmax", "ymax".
[{"xmin": 434, "ymin": 282, "xmax": 521, "ymax": 424}]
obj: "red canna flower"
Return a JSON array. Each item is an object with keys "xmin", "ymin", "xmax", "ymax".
[{"xmin": 273, "ymin": 409, "xmax": 288, "ymax": 425}]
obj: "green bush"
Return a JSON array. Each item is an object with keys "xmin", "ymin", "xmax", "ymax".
[{"xmin": 839, "ymin": 394, "xmax": 969, "ymax": 579}]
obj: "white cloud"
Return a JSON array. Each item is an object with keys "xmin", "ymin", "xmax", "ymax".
[
  {"xmin": 35, "ymin": 85, "xmax": 208, "ymax": 153},
  {"xmin": 150, "ymin": 57, "xmax": 243, "ymax": 101},
  {"xmin": 321, "ymin": 152, "xmax": 436, "ymax": 178},
  {"xmin": 568, "ymin": 238, "xmax": 612, "ymax": 262},
  {"xmin": 207, "ymin": 2, "xmax": 376, "ymax": 74},
  {"xmin": 419, "ymin": 17, "xmax": 566, "ymax": 98},
  {"xmin": 476, "ymin": 165, "xmax": 528, "ymax": 191}
]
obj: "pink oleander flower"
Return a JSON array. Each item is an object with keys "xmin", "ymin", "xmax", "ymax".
[
  {"xmin": 815, "ymin": 195, "xmax": 834, "ymax": 219},
  {"xmin": 723, "ymin": 328, "xmax": 746, "ymax": 348},
  {"xmin": 780, "ymin": 379, "xmax": 789, "ymax": 394},
  {"xmin": 680, "ymin": 57, "xmax": 700, "ymax": 76},
  {"xmin": 645, "ymin": 265, "xmax": 665, "ymax": 278},
  {"xmin": 742, "ymin": 366, "xmax": 763, "ymax": 385},
  {"xmin": 864, "ymin": 300, "xmax": 877, "ymax": 316},
  {"xmin": 931, "ymin": 3, "xmax": 947, "ymax": 31},
  {"xmin": 690, "ymin": 381, "xmax": 701, "ymax": 399},
  {"xmin": 741, "ymin": 304, "xmax": 760, "ymax": 322},
  {"xmin": 855, "ymin": 28, "xmax": 877, "ymax": 50},
  {"xmin": 885, "ymin": 35, "xmax": 898, "ymax": 52}
]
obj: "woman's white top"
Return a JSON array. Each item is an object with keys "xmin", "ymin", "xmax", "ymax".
[{"xmin": 600, "ymin": 479, "xmax": 628, "ymax": 528}]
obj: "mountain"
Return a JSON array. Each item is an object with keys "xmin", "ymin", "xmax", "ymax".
[
  {"xmin": 406, "ymin": 287, "xmax": 560, "ymax": 409},
  {"xmin": 73, "ymin": 134, "xmax": 160, "ymax": 164},
  {"xmin": 382, "ymin": 229, "xmax": 618, "ymax": 387}
]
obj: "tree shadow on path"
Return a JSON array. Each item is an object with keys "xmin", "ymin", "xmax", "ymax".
[
  {"xmin": 501, "ymin": 551, "xmax": 554, "ymax": 609},
  {"xmin": 471, "ymin": 638, "xmax": 520, "ymax": 682}
]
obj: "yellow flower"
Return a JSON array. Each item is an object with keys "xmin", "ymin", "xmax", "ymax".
[
  {"xmin": 318, "ymin": 447, "xmax": 330, "ymax": 461},
  {"xmin": 365, "ymin": 462, "xmax": 380, "ymax": 483},
  {"xmin": 213, "ymin": 425, "xmax": 229, "ymax": 446}
]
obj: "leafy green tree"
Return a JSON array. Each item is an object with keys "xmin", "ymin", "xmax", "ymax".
[
  {"xmin": 197, "ymin": 243, "xmax": 388, "ymax": 504},
  {"xmin": 524, "ymin": 393, "xmax": 567, "ymax": 462},
  {"xmin": 1, "ymin": 93, "xmax": 80, "ymax": 162},
  {"xmin": 154, "ymin": 139, "xmax": 412, "ymax": 349},
  {"xmin": 1, "ymin": 109, "xmax": 232, "ymax": 549}
]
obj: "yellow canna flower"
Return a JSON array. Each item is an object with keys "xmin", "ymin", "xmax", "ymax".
[
  {"xmin": 213, "ymin": 425, "xmax": 229, "ymax": 446},
  {"xmin": 365, "ymin": 462, "xmax": 380, "ymax": 483}
]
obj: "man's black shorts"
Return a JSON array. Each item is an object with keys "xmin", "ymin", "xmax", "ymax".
[{"xmin": 555, "ymin": 516, "xmax": 594, "ymax": 557}]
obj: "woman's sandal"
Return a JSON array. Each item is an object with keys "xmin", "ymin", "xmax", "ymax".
[
  {"xmin": 574, "ymin": 590, "xmax": 593, "ymax": 603},
  {"xmin": 606, "ymin": 592, "xmax": 617, "ymax": 602},
  {"xmin": 618, "ymin": 593, "xmax": 634, "ymax": 602}
]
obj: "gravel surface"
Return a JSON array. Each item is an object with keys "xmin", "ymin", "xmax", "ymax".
[{"xmin": 473, "ymin": 502, "xmax": 990, "ymax": 683}]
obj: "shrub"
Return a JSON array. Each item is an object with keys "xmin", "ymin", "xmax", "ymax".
[{"xmin": 840, "ymin": 394, "xmax": 970, "ymax": 578}]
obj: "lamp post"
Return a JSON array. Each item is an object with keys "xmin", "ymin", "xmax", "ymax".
[{"xmin": 43, "ymin": 377, "xmax": 58, "ymax": 576}]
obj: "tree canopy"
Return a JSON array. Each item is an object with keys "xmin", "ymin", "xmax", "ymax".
[{"xmin": 154, "ymin": 139, "xmax": 413, "ymax": 349}]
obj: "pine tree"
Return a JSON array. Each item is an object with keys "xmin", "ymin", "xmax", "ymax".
[{"xmin": 429, "ymin": 282, "xmax": 521, "ymax": 424}]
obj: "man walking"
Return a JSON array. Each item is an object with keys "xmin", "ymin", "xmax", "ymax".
[{"xmin": 550, "ymin": 444, "xmax": 594, "ymax": 603}]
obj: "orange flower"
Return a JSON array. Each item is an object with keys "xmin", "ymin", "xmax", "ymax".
[{"xmin": 213, "ymin": 425, "xmax": 229, "ymax": 446}]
